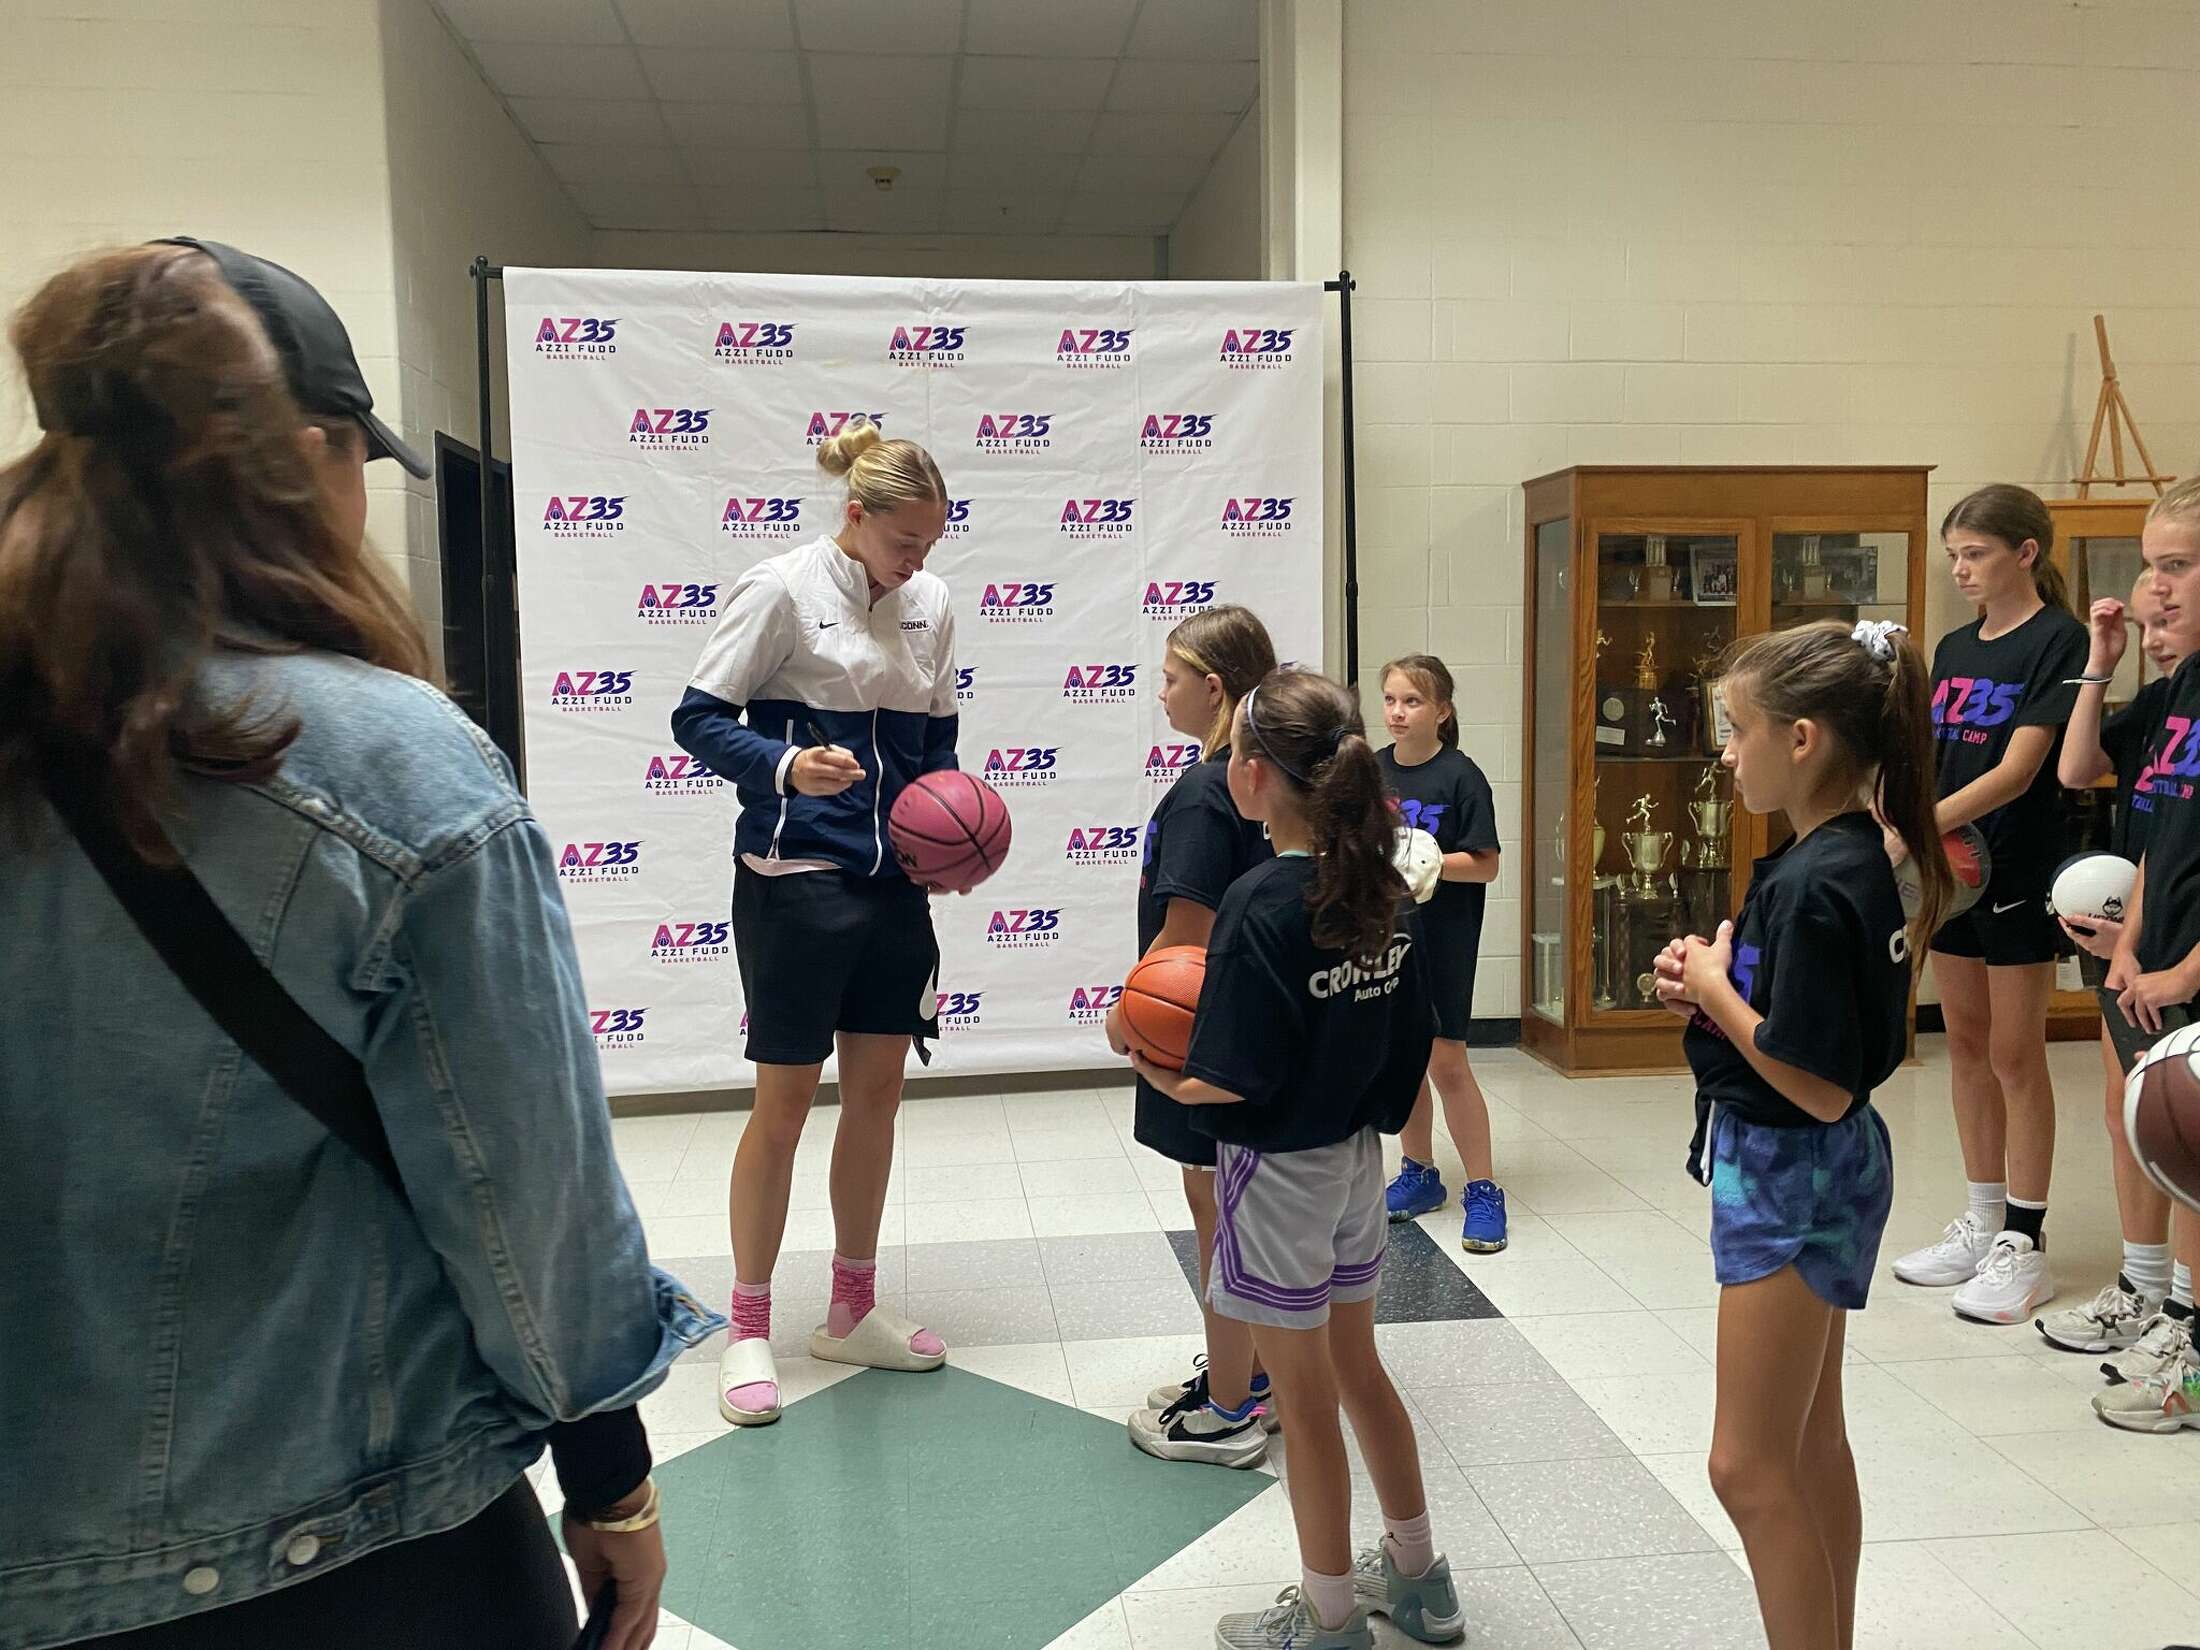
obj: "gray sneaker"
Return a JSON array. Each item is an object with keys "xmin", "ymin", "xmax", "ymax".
[
  {"xmin": 1352, "ymin": 1543, "xmax": 1466, "ymax": 1644},
  {"xmin": 1214, "ymin": 1588, "xmax": 1373, "ymax": 1650},
  {"xmin": 2102, "ymin": 1310, "xmax": 2196, "ymax": 1384}
]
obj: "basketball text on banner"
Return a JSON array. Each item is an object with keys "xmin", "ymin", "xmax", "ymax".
[{"xmin": 503, "ymin": 271, "xmax": 1325, "ymax": 1096}]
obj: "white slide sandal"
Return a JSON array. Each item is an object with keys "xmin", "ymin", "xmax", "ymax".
[
  {"xmin": 808, "ymin": 1306, "xmax": 948, "ymax": 1373},
  {"xmin": 717, "ymin": 1337, "xmax": 782, "ymax": 1426}
]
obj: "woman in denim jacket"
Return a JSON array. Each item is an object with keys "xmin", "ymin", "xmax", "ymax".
[{"xmin": 0, "ymin": 243, "xmax": 719, "ymax": 1650}]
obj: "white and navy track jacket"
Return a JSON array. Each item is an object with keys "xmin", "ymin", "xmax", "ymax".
[{"xmin": 672, "ymin": 535, "xmax": 960, "ymax": 878}]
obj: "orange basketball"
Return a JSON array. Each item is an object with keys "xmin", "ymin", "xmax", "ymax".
[{"xmin": 1122, "ymin": 945, "xmax": 1207, "ymax": 1071}]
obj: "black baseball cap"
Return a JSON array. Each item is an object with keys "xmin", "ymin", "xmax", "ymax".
[{"xmin": 158, "ymin": 236, "xmax": 429, "ymax": 479}]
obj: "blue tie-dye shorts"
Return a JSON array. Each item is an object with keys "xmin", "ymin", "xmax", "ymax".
[{"xmin": 1707, "ymin": 1103, "xmax": 1893, "ymax": 1311}]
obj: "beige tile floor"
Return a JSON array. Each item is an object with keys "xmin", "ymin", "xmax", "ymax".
[{"xmin": 595, "ymin": 1037, "xmax": 2198, "ymax": 1650}]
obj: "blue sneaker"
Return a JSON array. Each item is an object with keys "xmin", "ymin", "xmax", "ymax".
[
  {"xmin": 1461, "ymin": 1179, "xmax": 1508, "ymax": 1253},
  {"xmin": 1385, "ymin": 1158, "xmax": 1446, "ymax": 1222}
]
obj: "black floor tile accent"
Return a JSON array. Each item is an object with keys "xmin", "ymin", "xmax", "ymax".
[{"xmin": 1165, "ymin": 1221, "xmax": 1503, "ymax": 1324}]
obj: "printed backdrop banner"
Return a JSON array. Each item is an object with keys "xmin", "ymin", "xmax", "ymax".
[{"xmin": 503, "ymin": 269, "xmax": 1325, "ymax": 1096}]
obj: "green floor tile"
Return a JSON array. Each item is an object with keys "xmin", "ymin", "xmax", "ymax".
[{"xmin": 645, "ymin": 1366, "xmax": 1273, "ymax": 1650}]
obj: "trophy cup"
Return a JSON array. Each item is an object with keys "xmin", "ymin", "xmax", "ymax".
[
  {"xmin": 1681, "ymin": 766, "xmax": 1733, "ymax": 935},
  {"xmin": 1642, "ymin": 533, "xmax": 1674, "ymax": 602},
  {"xmin": 1620, "ymin": 795, "xmax": 1682, "ymax": 1007}
]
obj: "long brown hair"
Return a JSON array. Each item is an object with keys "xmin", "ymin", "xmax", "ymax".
[
  {"xmin": 1238, "ymin": 669, "xmax": 1406, "ymax": 959},
  {"xmin": 1722, "ymin": 621, "xmax": 1952, "ymax": 953},
  {"xmin": 1942, "ymin": 483, "xmax": 2069, "ymax": 612},
  {"xmin": 1168, "ymin": 604, "xmax": 1277, "ymax": 756},
  {"xmin": 1381, "ymin": 652, "xmax": 1459, "ymax": 748},
  {"xmin": 0, "ymin": 244, "xmax": 427, "ymax": 860}
]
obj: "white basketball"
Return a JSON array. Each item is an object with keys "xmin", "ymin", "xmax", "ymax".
[
  {"xmin": 2048, "ymin": 851, "xmax": 2138, "ymax": 924},
  {"xmin": 1392, "ymin": 826, "xmax": 1443, "ymax": 904}
]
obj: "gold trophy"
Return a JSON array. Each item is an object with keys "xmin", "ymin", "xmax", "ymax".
[
  {"xmin": 1623, "ymin": 794, "xmax": 1674, "ymax": 894},
  {"xmin": 1687, "ymin": 765, "xmax": 1731, "ymax": 871},
  {"xmin": 1634, "ymin": 634, "xmax": 1658, "ymax": 691},
  {"xmin": 1642, "ymin": 532, "xmax": 1674, "ymax": 601}
]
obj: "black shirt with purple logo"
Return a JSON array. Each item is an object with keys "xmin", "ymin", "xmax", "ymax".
[
  {"xmin": 1929, "ymin": 606, "xmax": 2088, "ymax": 893},
  {"xmin": 2131, "ymin": 654, "xmax": 2200, "ymax": 975},
  {"xmin": 2103, "ymin": 675, "xmax": 2175, "ymax": 863},
  {"xmin": 1681, "ymin": 812, "xmax": 1911, "ymax": 1133}
]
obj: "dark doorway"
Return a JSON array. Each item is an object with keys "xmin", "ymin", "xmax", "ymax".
[{"xmin": 433, "ymin": 433, "xmax": 522, "ymax": 780}]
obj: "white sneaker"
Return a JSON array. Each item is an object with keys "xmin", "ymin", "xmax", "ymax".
[
  {"xmin": 1891, "ymin": 1209, "xmax": 1995, "ymax": 1287},
  {"xmin": 2036, "ymin": 1279, "xmax": 2162, "ymax": 1354},
  {"xmin": 1951, "ymin": 1233, "xmax": 2055, "ymax": 1324},
  {"xmin": 2102, "ymin": 1310, "xmax": 2197, "ymax": 1384}
]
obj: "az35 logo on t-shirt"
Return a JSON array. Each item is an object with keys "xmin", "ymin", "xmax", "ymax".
[
  {"xmin": 2136, "ymin": 713, "xmax": 2200, "ymax": 805},
  {"xmin": 1931, "ymin": 676, "xmax": 2021, "ymax": 740},
  {"xmin": 1396, "ymin": 799, "xmax": 1448, "ymax": 832},
  {"xmin": 1730, "ymin": 942, "xmax": 1761, "ymax": 1000}
]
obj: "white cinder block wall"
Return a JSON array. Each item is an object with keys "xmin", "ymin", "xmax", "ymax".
[{"xmin": 1342, "ymin": 0, "xmax": 2200, "ymax": 1023}]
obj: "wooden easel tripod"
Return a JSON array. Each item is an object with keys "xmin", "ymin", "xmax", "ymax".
[{"xmin": 2075, "ymin": 313, "xmax": 2174, "ymax": 498}]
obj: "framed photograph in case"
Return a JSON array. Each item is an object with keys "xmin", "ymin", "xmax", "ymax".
[{"xmin": 1688, "ymin": 541, "xmax": 1738, "ymax": 606}]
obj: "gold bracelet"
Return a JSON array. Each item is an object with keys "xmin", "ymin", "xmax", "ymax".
[{"xmin": 569, "ymin": 1476, "xmax": 660, "ymax": 1533}]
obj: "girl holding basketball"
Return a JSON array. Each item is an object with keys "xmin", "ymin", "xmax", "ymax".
[
  {"xmin": 1891, "ymin": 485, "xmax": 2087, "ymax": 1325},
  {"xmin": 1372, "ymin": 654, "xmax": 1506, "ymax": 1251},
  {"xmin": 1133, "ymin": 669, "xmax": 1462, "ymax": 1650},
  {"xmin": 670, "ymin": 421, "xmax": 957, "ymax": 1426},
  {"xmin": 1105, "ymin": 605, "xmax": 1278, "ymax": 1468},
  {"xmin": 2042, "ymin": 570, "xmax": 2194, "ymax": 1359},
  {"xmin": 1654, "ymin": 620, "xmax": 1951, "ymax": 1650}
]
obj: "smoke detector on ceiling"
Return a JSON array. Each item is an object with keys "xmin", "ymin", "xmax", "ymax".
[{"xmin": 867, "ymin": 165, "xmax": 900, "ymax": 192}]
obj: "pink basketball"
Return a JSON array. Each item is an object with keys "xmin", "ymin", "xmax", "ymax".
[{"xmin": 888, "ymin": 770, "xmax": 1012, "ymax": 892}]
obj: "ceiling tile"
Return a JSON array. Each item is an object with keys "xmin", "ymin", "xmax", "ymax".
[
  {"xmin": 1087, "ymin": 108, "xmax": 1241, "ymax": 157},
  {"xmin": 637, "ymin": 46, "xmax": 804, "ymax": 104},
  {"xmin": 947, "ymin": 147, "xmax": 1080, "ymax": 190},
  {"xmin": 660, "ymin": 99, "xmax": 811, "ymax": 147},
  {"xmin": 945, "ymin": 190, "xmax": 1063, "ymax": 233},
  {"xmin": 822, "ymin": 184, "xmax": 946, "ymax": 232},
  {"xmin": 809, "ymin": 53, "xmax": 953, "ymax": 149},
  {"xmin": 958, "ymin": 0, "xmax": 1138, "ymax": 57},
  {"xmin": 795, "ymin": 0, "xmax": 964, "ymax": 55},
  {"xmin": 506, "ymin": 97, "xmax": 667, "ymax": 145},
  {"xmin": 1124, "ymin": 0, "xmax": 1258, "ymax": 61},
  {"xmin": 1103, "ymin": 58, "xmax": 1255, "ymax": 113},
  {"xmin": 816, "ymin": 149, "xmax": 950, "ymax": 191},
  {"xmin": 956, "ymin": 54, "xmax": 1116, "ymax": 111},
  {"xmin": 683, "ymin": 147, "xmax": 817, "ymax": 187},
  {"xmin": 538, "ymin": 143, "xmax": 683, "ymax": 188},
  {"xmin": 697, "ymin": 189, "xmax": 829, "ymax": 232},
  {"xmin": 1076, "ymin": 151, "xmax": 1212, "ymax": 194},
  {"xmin": 949, "ymin": 106, "xmax": 1097, "ymax": 154},
  {"xmin": 470, "ymin": 39, "xmax": 650, "ymax": 99},
  {"xmin": 434, "ymin": 0, "xmax": 623, "ymax": 44},
  {"xmin": 1058, "ymin": 189, "xmax": 1186, "ymax": 232},
  {"xmin": 563, "ymin": 178, "xmax": 706, "ymax": 229},
  {"xmin": 612, "ymin": 0, "xmax": 795, "ymax": 48}
]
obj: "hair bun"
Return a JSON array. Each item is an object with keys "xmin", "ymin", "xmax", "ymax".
[{"xmin": 816, "ymin": 418, "xmax": 884, "ymax": 477}]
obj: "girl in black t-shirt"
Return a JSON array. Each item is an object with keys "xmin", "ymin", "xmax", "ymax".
[
  {"xmin": 1893, "ymin": 485, "xmax": 2087, "ymax": 1328},
  {"xmin": 1654, "ymin": 620, "xmax": 1950, "ymax": 1650},
  {"xmin": 1131, "ymin": 669, "xmax": 1458, "ymax": 1649},
  {"xmin": 2044, "ymin": 572, "xmax": 2192, "ymax": 1358},
  {"xmin": 1104, "ymin": 605, "xmax": 1277, "ymax": 1469},
  {"xmin": 1373, "ymin": 655, "xmax": 1507, "ymax": 1252}
]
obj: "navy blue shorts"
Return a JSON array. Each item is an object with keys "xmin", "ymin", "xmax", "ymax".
[{"xmin": 1708, "ymin": 1104, "xmax": 1893, "ymax": 1311}]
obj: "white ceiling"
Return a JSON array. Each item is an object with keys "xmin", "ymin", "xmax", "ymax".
[{"xmin": 430, "ymin": 0, "xmax": 1258, "ymax": 237}]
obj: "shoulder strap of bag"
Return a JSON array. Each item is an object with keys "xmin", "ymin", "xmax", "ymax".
[{"xmin": 40, "ymin": 762, "xmax": 405, "ymax": 1194}]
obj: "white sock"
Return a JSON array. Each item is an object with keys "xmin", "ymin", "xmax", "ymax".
[
  {"xmin": 2124, "ymin": 1241, "xmax": 2171, "ymax": 1301},
  {"xmin": 2174, "ymin": 1262, "xmax": 2195, "ymax": 1311},
  {"xmin": 1966, "ymin": 1181, "xmax": 2007, "ymax": 1235},
  {"xmin": 1385, "ymin": 1509, "xmax": 1437, "ymax": 1579},
  {"xmin": 1300, "ymin": 1565, "xmax": 1355, "ymax": 1632}
]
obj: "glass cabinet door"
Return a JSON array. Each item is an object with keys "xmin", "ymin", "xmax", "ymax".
[
  {"xmin": 1589, "ymin": 526, "xmax": 1740, "ymax": 1015},
  {"xmin": 2073, "ymin": 534, "xmax": 2148, "ymax": 702},
  {"xmin": 1529, "ymin": 516, "xmax": 1571, "ymax": 1024}
]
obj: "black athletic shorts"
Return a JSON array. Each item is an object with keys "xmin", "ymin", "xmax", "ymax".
[
  {"xmin": 1929, "ymin": 877, "xmax": 2060, "ymax": 968},
  {"xmin": 732, "ymin": 863, "xmax": 940, "ymax": 1065}
]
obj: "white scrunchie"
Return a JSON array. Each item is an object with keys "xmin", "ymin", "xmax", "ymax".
[{"xmin": 1852, "ymin": 618, "xmax": 1907, "ymax": 660}]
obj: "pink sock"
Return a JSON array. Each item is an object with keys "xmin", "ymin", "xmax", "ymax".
[
  {"xmin": 725, "ymin": 1281, "xmax": 776, "ymax": 1412},
  {"xmin": 825, "ymin": 1253, "xmax": 945, "ymax": 1358},
  {"xmin": 1301, "ymin": 1564, "xmax": 1355, "ymax": 1631},
  {"xmin": 1385, "ymin": 1509, "xmax": 1436, "ymax": 1578}
]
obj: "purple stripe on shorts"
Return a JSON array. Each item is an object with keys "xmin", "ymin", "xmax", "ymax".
[
  {"xmin": 1330, "ymin": 1254, "xmax": 1384, "ymax": 1287},
  {"xmin": 1213, "ymin": 1145, "xmax": 1338, "ymax": 1310}
]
